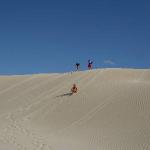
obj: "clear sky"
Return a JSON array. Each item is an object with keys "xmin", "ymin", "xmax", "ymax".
[{"xmin": 0, "ymin": 0, "xmax": 150, "ymax": 74}]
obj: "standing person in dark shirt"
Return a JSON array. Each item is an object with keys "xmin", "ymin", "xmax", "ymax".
[{"xmin": 75, "ymin": 63, "xmax": 80, "ymax": 71}]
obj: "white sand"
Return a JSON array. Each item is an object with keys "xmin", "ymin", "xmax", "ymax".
[{"xmin": 0, "ymin": 69, "xmax": 150, "ymax": 150}]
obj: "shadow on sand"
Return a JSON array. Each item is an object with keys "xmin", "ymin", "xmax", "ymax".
[{"xmin": 56, "ymin": 92, "xmax": 73, "ymax": 98}]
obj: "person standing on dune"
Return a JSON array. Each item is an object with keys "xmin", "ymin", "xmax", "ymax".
[
  {"xmin": 88, "ymin": 59, "xmax": 93, "ymax": 69},
  {"xmin": 75, "ymin": 63, "xmax": 80, "ymax": 71}
]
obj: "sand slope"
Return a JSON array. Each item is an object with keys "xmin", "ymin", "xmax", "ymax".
[{"xmin": 0, "ymin": 69, "xmax": 150, "ymax": 150}]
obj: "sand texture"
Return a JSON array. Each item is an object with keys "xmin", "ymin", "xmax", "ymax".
[{"xmin": 0, "ymin": 69, "xmax": 150, "ymax": 150}]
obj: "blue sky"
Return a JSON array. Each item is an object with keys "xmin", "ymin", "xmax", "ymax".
[{"xmin": 0, "ymin": 0, "xmax": 150, "ymax": 74}]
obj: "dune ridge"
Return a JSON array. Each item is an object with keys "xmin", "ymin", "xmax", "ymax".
[{"xmin": 0, "ymin": 69, "xmax": 150, "ymax": 150}]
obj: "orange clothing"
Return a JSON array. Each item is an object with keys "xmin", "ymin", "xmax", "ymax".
[{"xmin": 71, "ymin": 86, "xmax": 78, "ymax": 93}]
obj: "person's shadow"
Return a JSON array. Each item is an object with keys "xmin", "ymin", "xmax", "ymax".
[{"xmin": 56, "ymin": 92, "xmax": 73, "ymax": 98}]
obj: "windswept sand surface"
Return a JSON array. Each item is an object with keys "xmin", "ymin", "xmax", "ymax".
[{"xmin": 0, "ymin": 69, "xmax": 150, "ymax": 150}]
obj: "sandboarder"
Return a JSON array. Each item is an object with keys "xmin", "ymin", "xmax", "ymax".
[{"xmin": 71, "ymin": 84, "xmax": 78, "ymax": 94}]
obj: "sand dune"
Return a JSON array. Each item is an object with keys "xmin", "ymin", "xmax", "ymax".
[{"xmin": 0, "ymin": 69, "xmax": 150, "ymax": 150}]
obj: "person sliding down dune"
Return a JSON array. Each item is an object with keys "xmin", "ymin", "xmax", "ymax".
[{"xmin": 71, "ymin": 84, "xmax": 78, "ymax": 94}]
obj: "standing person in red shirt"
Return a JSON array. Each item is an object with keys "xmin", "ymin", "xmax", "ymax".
[{"xmin": 88, "ymin": 59, "xmax": 93, "ymax": 69}]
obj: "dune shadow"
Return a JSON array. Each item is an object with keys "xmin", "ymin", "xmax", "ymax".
[{"xmin": 56, "ymin": 92, "xmax": 73, "ymax": 98}]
